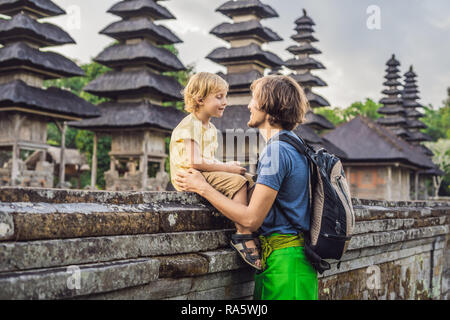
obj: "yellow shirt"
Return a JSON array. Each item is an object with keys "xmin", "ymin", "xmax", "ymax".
[{"xmin": 170, "ymin": 113, "xmax": 219, "ymax": 191}]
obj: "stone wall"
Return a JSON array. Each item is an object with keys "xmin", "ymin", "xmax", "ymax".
[{"xmin": 0, "ymin": 187, "xmax": 448, "ymax": 300}]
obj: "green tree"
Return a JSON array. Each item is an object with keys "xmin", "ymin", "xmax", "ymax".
[
  {"xmin": 422, "ymin": 88, "xmax": 450, "ymax": 140},
  {"xmin": 315, "ymin": 98, "xmax": 382, "ymax": 126}
]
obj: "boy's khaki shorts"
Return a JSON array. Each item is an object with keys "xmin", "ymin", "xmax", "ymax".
[{"xmin": 201, "ymin": 171, "xmax": 256, "ymax": 199}]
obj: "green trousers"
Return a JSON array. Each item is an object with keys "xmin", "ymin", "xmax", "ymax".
[{"xmin": 253, "ymin": 234, "xmax": 318, "ymax": 300}]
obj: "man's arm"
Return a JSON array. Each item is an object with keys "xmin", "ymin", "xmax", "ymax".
[
  {"xmin": 176, "ymin": 168, "xmax": 277, "ymax": 232},
  {"xmin": 185, "ymin": 139, "xmax": 246, "ymax": 175}
]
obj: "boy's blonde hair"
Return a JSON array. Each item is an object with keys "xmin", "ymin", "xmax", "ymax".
[{"xmin": 183, "ymin": 72, "xmax": 229, "ymax": 112}]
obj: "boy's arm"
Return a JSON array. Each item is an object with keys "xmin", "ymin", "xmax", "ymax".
[{"xmin": 184, "ymin": 140, "xmax": 246, "ymax": 175}]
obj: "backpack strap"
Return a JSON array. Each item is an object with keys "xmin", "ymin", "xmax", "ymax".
[{"xmin": 277, "ymin": 133, "xmax": 315, "ymax": 212}]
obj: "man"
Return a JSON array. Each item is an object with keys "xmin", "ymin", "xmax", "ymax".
[{"xmin": 175, "ymin": 75, "xmax": 318, "ymax": 300}]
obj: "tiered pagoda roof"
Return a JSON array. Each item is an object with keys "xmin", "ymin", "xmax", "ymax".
[
  {"xmin": 284, "ymin": 9, "xmax": 334, "ymax": 132},
  {"xmin": 208, "ymin": 1, "xmax": 288, "ymax": 157},
  {"xmin": 376, "ymin": 54, "xmax": 410, "ymax": 138},
  {"xmin": 71, "ymin": 0, "xmax": 185, "ymax": 132},
  {"xmin": 402, "ymin": 66, "xmax": 432, "ymax": 146},
  {"xmin": 0, "ymin": 0, "xmax": 99, "ymax": 120},
  {"xmin": 206, "ymin": 0, "xmax": 283, "ymax": 99}
]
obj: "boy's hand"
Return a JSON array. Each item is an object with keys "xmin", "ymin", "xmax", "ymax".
[{"xmin": 226, "ymin": 164, "xmax": 247, "ymax": 175}]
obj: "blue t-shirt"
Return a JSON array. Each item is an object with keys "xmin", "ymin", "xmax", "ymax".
[{"xmin": 256, "ymin": 130, "xmax": 310, "ymax": 236}]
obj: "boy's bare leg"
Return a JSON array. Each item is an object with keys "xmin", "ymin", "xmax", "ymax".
[{"xmin": 232, "ymin": 184, "xmax": 261, "ymax": 268}]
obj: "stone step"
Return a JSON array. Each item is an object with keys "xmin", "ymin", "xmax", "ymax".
[
  {"xmin": 0, "ymin": 202, "xmax": 233, "ymax": 241},
  {"xmin": 77, "ymin": 268, "xmax": 255, "ymax": 300},
  {"xmin": 0, "ymin": 229, "xmax": 234, "ymax": 272},
  {"xmin": 354, "ymin": 205, "xmax": 450, "ymax": 222},
  {"xmin": 0, "ymin": 257, "xmax": 160, "ymax": 300},
  {"xmin": 0, "ymin": 248, "xmax": 250, "ymax": 300},
  {"xmin": 348, "ymin": 225, "xmax": 448, "ymax": 251}
]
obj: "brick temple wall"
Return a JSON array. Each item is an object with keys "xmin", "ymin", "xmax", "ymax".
[{"xmin": 0, "ymin": 187, "xmax": 448, "ymax": 300}]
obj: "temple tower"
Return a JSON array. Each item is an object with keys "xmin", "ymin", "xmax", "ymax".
[
  {"xmin": 376, "ymin": 54, "xmax": 410, "ymax": 138},
  {"xmin": 402, "ymin": 66, "xmax": 433, "ymax": 152},
  {"xmin": 0, "ymin": 0, "xmax": 100, "ymax": 188},
  {"xmin": 285, "ymin": 9, "xmax": 334, "ymax": 133},
  {"xmin": 206, "ymin": 0, "xmax": 284, "ymax": 170},
  {"xmin": 70, "ymin": 0, "xmax": 186, "ymax": 191}
]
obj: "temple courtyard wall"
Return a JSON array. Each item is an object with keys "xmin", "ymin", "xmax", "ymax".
[{"xmin": 0, "ymin": 187, "xmax": 448, "ymax": 300}]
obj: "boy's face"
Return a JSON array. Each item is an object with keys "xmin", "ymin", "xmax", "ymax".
[{"xmin": 198, "ymin": 90, "xmax": 228, "ymax": 118}]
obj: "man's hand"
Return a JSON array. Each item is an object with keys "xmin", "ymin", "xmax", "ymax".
[{"xmin": 175, "ymin": 168, "xmax": 209, "ymax": 194}]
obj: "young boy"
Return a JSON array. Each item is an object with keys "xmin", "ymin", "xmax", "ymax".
[{"xmin": 170, "ymin": 72, "xmax": 261, "ymax": 270}]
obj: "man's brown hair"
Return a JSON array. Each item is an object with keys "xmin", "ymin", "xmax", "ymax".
[{"xmin": 250, "ymin": 75, "xmax": 310, "ymax": 131}]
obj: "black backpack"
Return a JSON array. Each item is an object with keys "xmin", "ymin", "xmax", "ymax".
[{"xmin": 277, "ymin": 133, "xmax": 355, "ymax": 274}]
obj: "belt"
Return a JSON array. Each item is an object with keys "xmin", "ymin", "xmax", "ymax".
[{"xmin": 258, "ymin": 233, "xmax": 304, "ymax": 271}]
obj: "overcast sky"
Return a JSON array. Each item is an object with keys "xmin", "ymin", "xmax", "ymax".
[{"xmin": 45, "ymin": 0, "xmax": 450, "ymax": 109}]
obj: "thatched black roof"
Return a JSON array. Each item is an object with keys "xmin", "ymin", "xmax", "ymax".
[
  {"xmin": 382, "ymin": 88, "xmax": 402, "ymax": 96},
  {"xmin": 100, "ymin": 17, "xmax": 182, "ymax": 45},
  {"xmin": 305, "ymin": 89, "xmax": 329, "ymax": 108},
  {"xmin": 386, "ymin": 54, "xmax": 400, "ymax": 67},
  {"xmin": 211, "ymin": 105, "xmax": 250, "ymax": 132},
  {"xmin": 405, "ymin": 108, "xmax": 424, "ymax": 118},
  {"xmin": 403, "ymin": 100, "xmax": 423, "ymax": 109},
  {"xmin": 378, "ymin": 105, "xmax": 405, "ymax": 115},
  {"xmin": 69, "ymin": 101, "xmax": 185, "ymax": 131},
  {"xmin": 406, "ymin": 119, "xmax": 427, "ymax": 129},
  {"xmin": 323, "ymin": 116, "xmax": 435, "ymax": 169},
  {"xmin": 405, "ymin": 131, "xmax": 433, "ymax": 142},
  {"xmin": 289, "ymin": 72, "xmax": 327, "ymax": 87},
  {"xmin": 417, "ymin": 145, "xmax": 434, "ymax": 157},
  {"xmin": 206, "ymin": 43, "xmax": 283, "ymax": 68},
  {"xmin": 379, "ymin": 97, "xmax": 403, "ymax": 106},
  {"xmin": 0, "ymin": 0, "xmax": 65, "ymax": 18},
  {"xmin": 94, "ymin": 41, "xmax": 185, "ymax": 72},
  {"xmin": 218, "ymin": 70, "xmax": 262, "ymax": 90},
  {"xmin": 210, "ymin": 20, "xmax": 282, "ymax": 43},
  {"xmin": 84, "ymin": 69, "xmax": 183, "ymax": 101},
  {"xmin": 291, "ymin": 32, "xmax": 318, "ymax": 43},
  {"xmin": 304, "ymin": 112, "xmax": 332, "ymax": 130},
  {"xmin": 0, "ymin": 12, "xmax": 75, "ymax": 47},
  {"xmin": 294, "ymin": 24, "xmax": 314, "ymax": 33},
  {"xmin": 216, "ymin": 0, "xmax": 278, "ymax": 19},
  {"xmin": 304, "ymin": 110, "xmax": 334, "ymax": 130},
  {"xmin": 108, "ymin": 0, "xmax": 175, "ymax": 20},
  {"xmin": 382, "ymin": 79, "xmax": 402, "ymax": 87},
  {"xmin": 294, "ymin": 9, "xmax": 315, "ymax": 26},
  {"xmin": 0, "ymin": 80, "xmax": 100, "ymax": 119},
  {"xmin": 0, "ymin": 42, "xmax": 84, "ymax": 79},
  {"xmin": 376, "ymin": 116, "xmax": 407, "ymax": 126},
  {"xmin": 287, "ymin": 43, "xmax": 321, "ymax": 55},
  {"xmin": 285, "ymin": 57, "xmax": 325, "ymax": 70}
]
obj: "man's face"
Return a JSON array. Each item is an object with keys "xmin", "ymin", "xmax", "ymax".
[{"xmin": 247, "ymin": 91, "xmax": 266, "ymax": 129}]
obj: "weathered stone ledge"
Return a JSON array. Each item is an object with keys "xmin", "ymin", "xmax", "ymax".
[
  {"xmin": 0, "ymin": 249, "xmax": 248, "ymax": 300},
  {"xmin": 0, "ymin": 187, "xmax": 448, "ymax": 300},
  {"xmin": 0, "ymin": 202, "xmax": 233, "ymax": 241},
  {"xmin": 77, "ymin": 269, "xmax": 255, "ymax": 300},
  {"xmin": 1, "ymin": 202, "xmax": 447, "ymax": 242},
  {"xmin": 2, "ymin": 187, "xmax": 450, "ymax": 208},
  {"xmin": 0, "ymin": 229, "xmax": 234, "ymax": 272}
]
